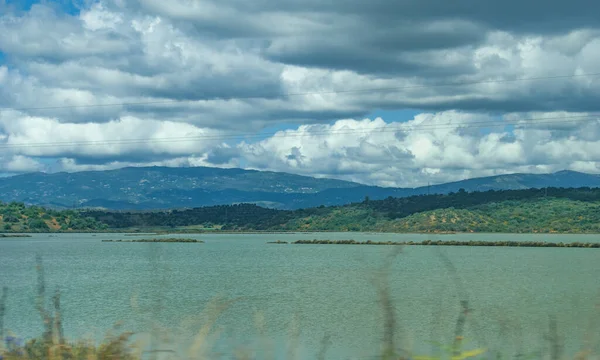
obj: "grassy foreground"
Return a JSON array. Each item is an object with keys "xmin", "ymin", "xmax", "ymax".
[{"xmin": 1, "ymin": 254, "xmax": 598, "ymax": 360}]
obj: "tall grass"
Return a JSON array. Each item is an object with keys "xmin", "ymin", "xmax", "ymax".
[{"xmin": 1, "ymin": 252, "xmax": 599, "ymax": 360}]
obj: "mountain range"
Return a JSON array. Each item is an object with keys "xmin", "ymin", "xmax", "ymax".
[{"xmin": 1, "ymin": 166, "xmax": 600, "ymax": 210}]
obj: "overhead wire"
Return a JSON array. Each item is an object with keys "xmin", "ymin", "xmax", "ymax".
[
  {"xmin": 0, "ymin": 72, "xmax": 598, "ymax": 113},
  {"xmin": 0, "ymin": 114, "xmax": 597, "ymax": 149},
  {"xmin": 0, "ymin": 71, "xmax": 597, "ymax": 150}
]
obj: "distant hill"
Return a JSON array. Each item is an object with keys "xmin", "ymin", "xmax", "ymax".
[
  {"xmin": 421, "ymin": 170, "xmax": 600, "ymax": 193},
  {"xmin": 0, "ymin": 166, "xmax": 359, "ymax": 209},
  {"xmin": 1, "ymin": 166, "xmax": 600, "ymax": 210}
]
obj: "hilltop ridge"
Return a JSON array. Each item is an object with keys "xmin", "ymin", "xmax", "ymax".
[{"xmin": 1, "ymin": 166, "xmax": 599, "ymax": 211}]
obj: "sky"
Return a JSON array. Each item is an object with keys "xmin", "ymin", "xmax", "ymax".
[{"xmin": 1, "ymin": 0, "xmax": 600, "ymax": 187}]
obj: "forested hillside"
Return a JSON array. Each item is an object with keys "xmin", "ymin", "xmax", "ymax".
[
  {"xmin": 4, "ymin": 187, "xmax": 600, "ymax": 233},
  {"xmin": 0, "ymin": 201, "xmax": 108, "ymax": 232},
  {"xmin": 82, "ymin": 187, "xmax": 600, "ymax": 233}
]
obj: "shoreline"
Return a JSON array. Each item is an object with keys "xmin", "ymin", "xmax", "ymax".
[
  {"xmin": 289, "ymin": 239, "xmax": 600, "ymax": 248},
  {"xmin": 102, "ymin": 238, "xmax": 204, "ymax": 243},
  {"xmin": 4, "ymin": 230, "xmax": 600, "ymax": 235}
]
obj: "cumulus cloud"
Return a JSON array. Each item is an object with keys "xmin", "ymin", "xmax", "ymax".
[
  {"xmin": 51, "ymin": 154, "xmax": 231, "ymax": 173},
  {"xmin": 236, "ymin": 111, "xmax": 600, "ymax": 187},
  {"xmin": 0, "ymin": 155, "xmax": 45, "ymax": 173},
  {"xmin": 1, "ymin": 0, "xmax": 600, "ymax": 185},
  {"xmin": 0, "ymin": 111, "xmax": 225, "ymax": 161}
]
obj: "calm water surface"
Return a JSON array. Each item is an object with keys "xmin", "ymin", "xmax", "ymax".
[{"xmin": 1, "ymin": 232, "xmax": 599, "ymax": 359}]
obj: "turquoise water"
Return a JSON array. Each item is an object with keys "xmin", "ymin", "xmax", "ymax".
[{"xmin": 1, "ymin": 233, "xmax": 599, "ymax": 359}]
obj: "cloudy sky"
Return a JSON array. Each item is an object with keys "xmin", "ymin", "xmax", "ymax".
[{"xmin": 1, "ymin": 0, "xmax": 600, "ymax": 187}]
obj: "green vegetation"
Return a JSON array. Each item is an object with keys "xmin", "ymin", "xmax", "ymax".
[
  {"xmin": 5, "ymin": 187, "xmax": 600, "ymax": 233},
  {"xmin": 83, "ymin": 187, "xmax": 600, "ymax": 233},
  {"xmin": 0, "ymin": 201, "xmax": 108, "ymax": 233},
  {"xmin": 101, "ymin": 238, "xmax": 203, "ymax": 243},
  {"xmin": 291, "ymin": 239, "xmax": 600, "ymax": 247}
]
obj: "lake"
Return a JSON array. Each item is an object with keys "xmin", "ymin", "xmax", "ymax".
[{"xmin": 1, "ymin": 232, "xmax": 599, "ymax": 359}]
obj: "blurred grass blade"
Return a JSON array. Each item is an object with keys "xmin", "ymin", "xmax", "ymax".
[{"xmin": 451, "ymin": 347, "xmax": 488, "ymax": 360}]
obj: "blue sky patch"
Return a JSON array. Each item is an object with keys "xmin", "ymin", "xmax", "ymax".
[
  {"xmin": 5, "ymin": 0, "xmax": 80, "ymax": 15},
  {"xmin": 366, "ymin": 109, "xmax": 422, "ymax": 123}
]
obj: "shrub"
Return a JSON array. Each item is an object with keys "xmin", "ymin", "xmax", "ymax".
[{"xmin": 27, "ymin": 219, "xmax": 49, "ymax": 231}]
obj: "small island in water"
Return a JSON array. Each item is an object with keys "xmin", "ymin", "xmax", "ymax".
[
  {"xmin": 288, "ymin": 239, "xmax": 600, "ymax": 248},
  {"xmin": 102, "ymin": 238, "xmax": 203, "ymax": 243}
]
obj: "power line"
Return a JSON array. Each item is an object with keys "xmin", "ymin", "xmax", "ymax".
[
  {"xmin": 0, "ymin": 114, "xmax": 597, "ymax": 149},
  {"xmin": 2, "ymin": 72, "xmax": 599, "ymax": 113}
]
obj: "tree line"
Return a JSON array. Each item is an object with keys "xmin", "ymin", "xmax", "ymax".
[{"xmin": 81, "ymin": 187, "xmax": 600, "ymax": 230}]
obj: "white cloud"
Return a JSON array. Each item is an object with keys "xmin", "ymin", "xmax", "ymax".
[
  {"xmin": 0, "ymin": 112, "xmax": 225, "ymax": 160},
  {"xmin": 0, "ymin": 154, "xmax": 45, "ymax": 173},
  {"xmin": 1, "ymin": 0, "xmax": 600, "ymax": 184},
  {"xmin": 53, "ymin": 154, "xmax": 234, "ymax": 173},
  {"xmin": 235, "ymin": 111, "xmax": 600, "ymax": 187},
  {"xmin": 0, "ymin": 4, "xmax": 131, "ymax": 60},
  {"xmin": 80, "ymin": 3, "xmax": 124, "ymax": 31}
]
